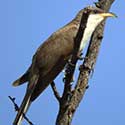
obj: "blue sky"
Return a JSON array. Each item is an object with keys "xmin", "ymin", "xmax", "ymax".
[{"xmin": 1, "ymin": 0, "xmax": 125, "ymax": 125}]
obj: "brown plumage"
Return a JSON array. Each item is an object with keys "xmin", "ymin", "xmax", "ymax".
[
  {"xmin": 12, "ymin": 6, "xmax": 115, "ymax": 125},
  {"xmin": 13, "ymin": 10, "xmax": 79, "ymax": 125}
]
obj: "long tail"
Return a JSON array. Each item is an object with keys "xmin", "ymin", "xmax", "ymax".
[
  {"xmin": 13, "ymin": 74, "xmax": 39, "ymax": 125},
  {"xmin": 13, "ymin": 92, "xmax": 32, "ymax": 125}
]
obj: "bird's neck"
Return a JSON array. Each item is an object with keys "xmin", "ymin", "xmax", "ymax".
[{"xmin": 75, "ymin": 14, "xmax": 104, "ymax": 51}]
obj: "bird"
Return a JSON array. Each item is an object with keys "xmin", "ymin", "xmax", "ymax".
[{"xmin": 12, "ymin": 6, "xmax": 116, "ymax": 125}]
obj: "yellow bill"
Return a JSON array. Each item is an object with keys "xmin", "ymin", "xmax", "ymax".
[{"xmin": 100, "ymin": 12, "xmax": 117, "ymax": 18}]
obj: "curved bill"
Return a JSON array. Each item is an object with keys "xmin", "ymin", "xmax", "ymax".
[{"xmin": 100, "ymin": 12, "xmax": 117, "ymax": 18}]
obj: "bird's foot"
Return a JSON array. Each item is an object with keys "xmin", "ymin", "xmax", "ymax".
[{"xmin": 77, "ymin": 52, "xmax": 84, "ymax": 60}]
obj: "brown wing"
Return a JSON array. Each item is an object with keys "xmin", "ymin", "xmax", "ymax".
[
  {"xmin": 30, "ymin": 23, "xmax": 78, "ymax": 101},
  {"xmin": 31, "ymin": 57, "xmax": 67, "ymax": 101}
]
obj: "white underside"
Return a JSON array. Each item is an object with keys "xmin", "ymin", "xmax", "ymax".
[
  {"xmin": 79, "ymin": 14, "xmax": 104, "ymax": 51},
  {"xmin": 17, "ymin": 97, "xmax": 30, "ymax": 125}
]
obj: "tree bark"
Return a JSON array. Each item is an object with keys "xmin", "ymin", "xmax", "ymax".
[{"xmin": 56, "ymin": 0, "xmax": 115, "ymax": 125}]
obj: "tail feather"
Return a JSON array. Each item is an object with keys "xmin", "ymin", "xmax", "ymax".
[
  {"xmin": 12, "ymin": 67, "xmax": 31, "ymax": 86},
  {"xmin": 13, "ymin": 74, "xmax": 39, "ymax": 125},
  {"xmin": 13, "ymin": 92, "xmax": 31, "ymax": 125}
]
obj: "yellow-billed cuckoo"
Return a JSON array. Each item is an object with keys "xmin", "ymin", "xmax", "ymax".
[{"xmin": 12, "ymin": 6, "xmax": 116, "ymax": 125}]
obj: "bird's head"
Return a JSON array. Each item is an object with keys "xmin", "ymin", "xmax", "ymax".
[
  {"xmin": 74, "ymin": 6, "xmax": 116, "ymax": 51},
  {"xmin": 75, "ymin": 6, "xmax": 116, "ymax": 27}
]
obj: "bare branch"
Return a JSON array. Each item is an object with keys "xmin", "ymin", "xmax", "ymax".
[
  {"xmin": 61, "ymin": 7, "xmax": 89, "ymax": 102},
  {"xmin": 56, "ymin": 0, "xmax": 115, "ymax": 125},
  {"xmin": 8, "ymin": 96, "xmax": 34, "ymax": 125},
  {"xmin": 56, "ymin": 8, "xmax": 89, "ymax": 125},
  {"xmin": 51, "ymin": 81, "xmax": 61, "ymax": 102}
]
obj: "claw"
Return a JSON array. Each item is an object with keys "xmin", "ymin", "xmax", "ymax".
[{"xmin": 77, "ymin": 52, "xmax": 84, "ymax": 60}]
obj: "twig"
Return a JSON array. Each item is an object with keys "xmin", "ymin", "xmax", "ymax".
[
  {"xmin": 51, "ymin": 81, "xmax": 61, "ymax": 102},
  {"xmin": 8, "ymin": 96, "xmax": 34, "ymax": 125}
]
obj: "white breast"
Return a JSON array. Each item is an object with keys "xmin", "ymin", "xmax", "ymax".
[{"xmin": 79, "ymin": 14, "xmax": 104, "ymax": 51}]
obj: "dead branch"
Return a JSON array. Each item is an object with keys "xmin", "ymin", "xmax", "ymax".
[
  {"xmin": 56, "ymin": 0, "xmax": 115, "ymax": 125},
  {"xmin": 51, "ymin": 81, "xmax": 61, "ymax": 102},
  {"xmin": 8, "ymin": 96, "xmax": 34, "ymax": 125}
]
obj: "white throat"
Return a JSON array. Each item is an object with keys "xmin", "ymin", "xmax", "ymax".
[{"xmin": 79, "ymin": 14, "xmax": 104, "ymax": 51}]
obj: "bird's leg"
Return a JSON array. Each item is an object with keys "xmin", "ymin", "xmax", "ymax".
[
  {"xmin": 63, "ymin": 60, "xmax": 75, "ymax": 84},
  {"xmin": 77, "ymin": 52, "xmax": 84, "ymax": 60},
  {"xmin": 63, "ymin": 53, "xmax": 84, "ymax": 84}
]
